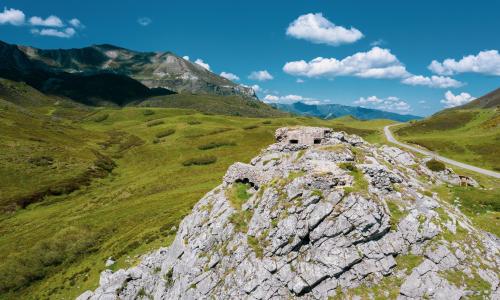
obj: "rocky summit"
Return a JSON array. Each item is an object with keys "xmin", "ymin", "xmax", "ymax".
[{"xmin": 78, "ymin": 127, "xmax": 499, "ymax": 300}]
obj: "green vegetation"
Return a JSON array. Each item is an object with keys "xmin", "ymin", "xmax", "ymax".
[
  {"xmin": 227, "ymin": 182, "xmax": 252, "ymax": 210},
  {"xmin": 0, "ymin": 98, "xmax": 413, "ymax": 299},
  {"xmin": 394, "ymin": 108, "xmax": 500, "ymax": 171},
  {"xmin": 387, "ymin": 201, "xmax": 406, "ymax": 230},
  {"xmin": 155, "ymin": 128, "xmax": 176, "ymax": 138},
  {"xmin": 198, "ymin": 141, "xmax": 236, "ymax": 150},
  {"xmin": 146, "ymin": 120, "xmax": 164, "ymax": 127},
  {"xmin": 426, "ymin": 159, "xmax": 446, "ymax": 172},
  {"xmin": 182, "ymin": 156, "xmax": 217, "ymax": 166},
  {"xmin": 142, "ymin": 109, "xmax": 155, "ymax": 116},
  {"xmin": 343, "ymin": 165, "xmax": 369, "ymax": 195},
  {"xmin": 442, "ymin": 269, "xmax": 491, "ymax": 298}
]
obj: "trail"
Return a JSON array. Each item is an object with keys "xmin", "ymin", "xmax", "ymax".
[{"xmin": 384, "ymin": 124, "xmax": 500, "ymax": 179}]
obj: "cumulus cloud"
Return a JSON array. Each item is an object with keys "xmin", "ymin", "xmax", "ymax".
[
  {"xmin": 401, "ymin": 75, "xmax": 463, "ymax": 88},
  {"xmin": 137, "ymin": 17, "xmax": 152, "ymax": 26},
  {"xmin": 31, "ymin": 27, "xmax": 76, "ymax": 38},
  {"xmin": 354, "ymin": 96, "xmax": 412, "ymax": 113},
  {"xmin": 429, "ymin": 50, "xmax": 500, "ymax": 76},
  {"xmin": 296, "ymin": 78, "xmax": 305, "ymax": 83},
  {"xmin": 69, "ymin": 18, "xmax": 84, "ymax": 28},
  {"xmin": 249, "ymin": 70, "xmax": 274, "ymax": 81},
  {"xmin": 0, "ymin": 7, "xmax": 25, "ymax": 26},
  {"xmin": 251, "ymin": 85, "xmax": 262, "ymax": 93},
  {"xmin": 283, "ymin": 47, "xmax": 409, "ymax": 79},
  {"xmin": 440, "ymin": 91, "xmax": 476, "ymax": 108},
  {"xmin": 220, "ymin": 72, "xmax": 240, "ymax": 81},
  {"xmin": 182, "ymin": 56, "xmax": 190, "ymax": 61},
  {"xmin": 29, "ymin": 15, "xmax": 64, "ymax": 27},
  {"xmin": 286, "ymin": 13, "xmax": 363, "ymax": 46},
  {"xmin": 194, "ymin": 59, "xmax": 210, "ymax": 70},
  {"xmin": 284, "ymin": 47, "xmax": 464, "ymax": 88}
]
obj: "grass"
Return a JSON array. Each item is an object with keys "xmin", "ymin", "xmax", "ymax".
[
  {"xmin": 0, "ymin": 102, "xmax": 418, "ymax": 299},
  {"xmin": 155, "ymin": 128, "xmax": 176, "ymax": 138},
  {"xmin": 394, "ymin": 108, "xmax": 500, "ymax": 171},
  {"xmin": 387, "ymin": 201, "xmax": 406, "ymax": 231},
  {"xmin": 198, "ymin": 141, "xmax": 236, "ymax": 150}
]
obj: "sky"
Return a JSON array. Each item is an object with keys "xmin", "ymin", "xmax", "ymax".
[{"xmin": 1, "ymin": 0, "xmax": 499, "ymax": 116}]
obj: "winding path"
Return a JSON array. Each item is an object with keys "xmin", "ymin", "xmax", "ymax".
[{"xmin": 384, "ymin": 124, "xmax": 500, "ymax": 179}]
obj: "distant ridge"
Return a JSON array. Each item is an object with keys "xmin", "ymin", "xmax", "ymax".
[
  {"xmin": 273, "ymin": 101, "xmax": 422, "ymax": 122},
  {"xmin": 454, "ymin": 87, "xmax": 500, "ymax": 109},
  {"xmin": 0, "ymin": 40, "xmax": 256, "ymax": 101}
]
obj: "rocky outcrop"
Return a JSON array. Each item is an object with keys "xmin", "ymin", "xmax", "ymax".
[{"xmin": 78, "ymin": 127, "xmax": 499, "ymax": 300}]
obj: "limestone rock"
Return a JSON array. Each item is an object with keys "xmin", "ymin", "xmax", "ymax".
[{"xmin": 79, "ymin": 127, "xmax": 499, "ymax": 300}]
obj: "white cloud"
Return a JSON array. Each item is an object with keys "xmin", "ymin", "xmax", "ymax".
[
  {"xmin": 440, "ymin": 91, "xmax": 476, "ymax": 108},
  {"xmin": 296, "ymin": 78, "xmax": 305, "ymax": 83},
  {"xmin": 0, "ymin": 7, "xmax": 25, "ymax": 26},
  {"xmin": 249, "ymin": 70, "xmax": 274, "ymax": 81},
  {"xmin": 354, "ymin": 96, "xmax": 412, "ymax": 113},
  {"xmin": 137, "ymin": 17, "xmax": 152, "ymax": 26},
  {"xmin": 283, "ymin": 47, "xmax": 409, "ymax": 79},
  {"xmin": 69, "ymin": 18, "xmax": 84, "ymax": 28},
  {"xmin": 286, "ymin": 13, "xmax": 363, "ymax": 46},
  {"xmin": 401, "ymin": 75, "xmax": 463, "ymax": 88},
  {"xmin": 182, "ymin": 56, "xmax": 190, "ymax": 61},
  {"xmin": 251, "ymin": 85, "xmax": 262, "ymax": 93},
  {"xmin": 370, "ymin": 39, "xmax": 385, "ymax": 47},
  {"xmin": 220, "ymin": 72, "xmax": 240, "ymax": 81},
  {"xmin": 194, "ymin": 59, "xmax": 210, "ymax": 70},
  {"xmin": 31, "ymin": 27, "xmax": 76, "ymax": 38},
  {"xmin": 29, "ymin": 15, "xmax": 64, "ymax": 27},
  {"xmin": 429, "ymin": 50, "xmax": 500, "ymax": 76},
  {"xmin": 284, "ymin": 47, "xmax": 464, "ymax": 88}
]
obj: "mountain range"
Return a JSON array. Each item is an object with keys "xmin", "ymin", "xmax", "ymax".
[
  {"xmin": 0, "ymin": 40, "xmax": 255, "ymax": 105},
  {"xmin": 273, "ymin": 101, "xmax": 422, "ymax": 122}
]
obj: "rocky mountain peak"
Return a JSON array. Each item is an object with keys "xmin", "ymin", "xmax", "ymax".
[{"xmin": 78, "ymin": 127, "xmax": 499, "ymax": 300}]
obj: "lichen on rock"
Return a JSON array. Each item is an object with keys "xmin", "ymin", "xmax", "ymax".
[{"xmin": 78, "ymin": 127, "xmax": 499, "ymax": 300}]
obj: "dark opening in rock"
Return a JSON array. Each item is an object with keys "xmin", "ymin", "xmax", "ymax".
[{"xmin": 289, "ymin": 139, "xmax": 299, "ymax": 144}]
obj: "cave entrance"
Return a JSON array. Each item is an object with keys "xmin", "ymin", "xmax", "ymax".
[
  {"xmin": 313, "ymin": 138, "xmax": 321, "ymax": 144},
  {"xmin": 289, "ymin": 139, "xmax": 299, "ymax": 144}
]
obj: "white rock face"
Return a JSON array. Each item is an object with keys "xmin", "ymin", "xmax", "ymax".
[{"xmin": 78, "ymin": 127, "xmax": 499, "ymax": 300}]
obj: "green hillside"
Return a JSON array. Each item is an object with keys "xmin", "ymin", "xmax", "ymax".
[
  {"xmin": 0, "ymin": 95, "xmax": 393, "ymax": 299},
  {"xmin": 394, "ymin": 108, "xmax": 500, "ymax": 171}
]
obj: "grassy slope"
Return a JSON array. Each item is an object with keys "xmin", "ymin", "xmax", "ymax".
[
  {"xmin": 394, "ymin": 108, "xmax": 500, "ymax": 171},
  {"xmin": 0, "ymin": 103, "xmax": 392, "ymax": 299}
]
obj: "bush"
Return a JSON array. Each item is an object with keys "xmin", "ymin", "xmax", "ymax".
[
  {"xmin": 262, "ymin": 120, "xmax": 272, "ymax": 125},
  {"xmin": 198, "ymin": 141, "xmax": 236, "ymax": 150},
  {"xmin": 182, "ymin": 156, "xmax": 217, "ymax": 166},
  {"xmin": 426, "ymin": 159, "xmax": 445, "ymax": 172},
  {"xmin": 243, "ymin": 125, "xmax": 259, "ymax": 130},
  {"xmin": 147, "ymin": 120, "xmax": 164, "ymax": 127},
  {"xmin": 93, "ymin": 113, "xmax": 109, "ymax": 122},
  {"xmin": 187, "ymin": 120, "xmax": 201, "ymax": 125},
  {"xmin": 155, "ymin": 129, "xmax": 175, "ymax": 139},
  {"xmin": 143, "ymin": 109, "xmax": 155, "ymax": 116}
]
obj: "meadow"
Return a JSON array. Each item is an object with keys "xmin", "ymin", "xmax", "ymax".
[{"xmin": 0, "ymin": 102, "xmax": 392, "ymax": 299}]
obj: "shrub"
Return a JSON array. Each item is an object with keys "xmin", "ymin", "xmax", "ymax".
[
  {"xmin": 28, "ymin": 156, "xmax": 54, "ymax": 167},
  {"xmin": 93, "ymin": 113, "xmax": 109, "ymax": 122},
  {"xmin": 198, "ymin": 141, "xmax": 236, "ymax": 150},
  {"xmin": 182, "ymin": 156, "xmax": 217, "ymax": 166},
  {"xmin": 243, "ymin": 125, "xmax": 259, "ymax": 130},
  {"xmin": 338, "ymin": 162, "xmax": 355, "ymax": 171},
  {"xmin": 426, "ymin": 159, "xmax": 445, "ymax": 172},
  {"xmin": 147, "ymin": 120, "xmax": 164, "ymax": 127},
  {"xmin": 187, "ymin": 120, "xmax": 201, "ymax": 125},
  {"xmin": 155, "ymin": 129, "xmax": 175, "ymax": 139},
  {"xmin": 143, "ymin": 109, "xmax": 155, "ymax": 116},
  {"xmin": 262, "ymin": 120, "xmax": 272, "ymax": 125}
]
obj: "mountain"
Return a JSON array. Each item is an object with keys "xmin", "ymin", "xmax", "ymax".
[
  {"xmin": 0, "ymin": 40, "xmax": 256, "ymax": 100},
  {"xmin": 78, "ymin": 127, "xmax": 499, "ymax": 299},
  {"xmin": 454, "ymin": 87, "xmax": 500, "ymax": 109},
  {"xmin": 274, "ymin": 101, "xmax": 422, "ymax": 122}
]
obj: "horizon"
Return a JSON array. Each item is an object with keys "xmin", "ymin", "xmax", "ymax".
[{"xmin": 1, "ymin": 0, "xmax": 499, "ymax": 116}]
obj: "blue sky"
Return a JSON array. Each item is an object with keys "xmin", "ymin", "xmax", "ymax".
[{"xmin": 1, "ymin": 0, "xmax": 499, "ymax": 116}]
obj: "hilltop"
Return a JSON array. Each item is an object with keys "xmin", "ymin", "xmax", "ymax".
[{"xmin": 79, "ymin": 127, "xmax": 499, "ymax": 299}]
